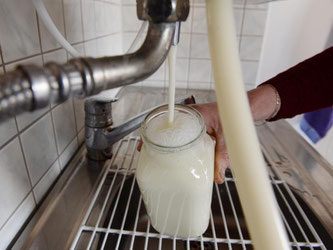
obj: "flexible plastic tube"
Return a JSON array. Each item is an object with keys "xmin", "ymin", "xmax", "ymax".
[
  {"xmin": 32, "ymin": 0, "xmax": 81, "ymax": 57},
  {"xmin": 205, "ymin": 0, "xmax": 290, "ymax": 249},
  {"xmin": 33, "ymin": 0, "xmax": 148, "ymax": 57}
]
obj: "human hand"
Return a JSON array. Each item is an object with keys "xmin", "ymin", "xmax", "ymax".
[{"xmin": 191, "ymin": 103, "xmax": 229, "ymax": 184}]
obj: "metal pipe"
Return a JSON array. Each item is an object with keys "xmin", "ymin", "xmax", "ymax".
[{"xmin": 0, "ymin": 22, "xmax": 176, "ymax": 121}]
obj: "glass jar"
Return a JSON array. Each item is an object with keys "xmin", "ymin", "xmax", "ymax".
[{"xmin": 136, "ymin": 104, "xmax": 215, "ymax": 238}]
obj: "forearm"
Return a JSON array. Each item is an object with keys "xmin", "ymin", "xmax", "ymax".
[{"xmin": 247, "ymin": 84, "xmax": 279, "ymax": 121}]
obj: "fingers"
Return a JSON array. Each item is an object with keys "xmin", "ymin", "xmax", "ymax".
[
  {"xmin": 214, "ymin": 135, "xmax": 229, "ymax": 184},
  {"xmin": 137, "ymin": 139, "xmax": 143, "ymax": 151}
]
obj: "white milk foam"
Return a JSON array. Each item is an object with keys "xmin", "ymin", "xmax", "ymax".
[{"xmin": 145, "ymin": 110, "xmax": 202, "ymax": 147}]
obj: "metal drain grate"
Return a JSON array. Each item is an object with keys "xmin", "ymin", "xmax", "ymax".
[{"xmin": 70, "ymin": 137, "xmax": 327, "ymax": 250}]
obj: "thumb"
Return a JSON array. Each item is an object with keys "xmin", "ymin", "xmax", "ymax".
[{"xmin": 214, "ymin": 135, "xmax": 229, "ymax": 184}]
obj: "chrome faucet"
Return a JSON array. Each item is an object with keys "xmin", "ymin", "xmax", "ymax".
[
  {"xmin": 84, "ymin": 94, "xmax": 196, "ymax": 162},
  {"xmin": 0, "ymin": 0, "xmax": 189, "ymax": 121}
]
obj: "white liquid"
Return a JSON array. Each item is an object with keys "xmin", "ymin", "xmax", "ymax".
[
  {"xmin": 136, "ymin": 112, "xmax": 214, "ymax": 238},
  {"xmin": 206, "ymin": 0, "xmax": 290, "ymax": 249},
  {"xmin": 168, "ymin": 45, "xmax": 177, "ymax": 124}
]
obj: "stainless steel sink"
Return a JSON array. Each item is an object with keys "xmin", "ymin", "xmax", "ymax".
[
  {"xmin": 12, "ymin": 87, "xmax": 332, "ymax": 250},
  {"xmin": 70, "ymin": 137, "xmax": 331, "ymax": 250}
]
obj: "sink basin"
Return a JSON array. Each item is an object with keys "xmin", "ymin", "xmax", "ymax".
[{"xmin": 72, "ymin": 138, "xmax": 331, "ymax": 250}]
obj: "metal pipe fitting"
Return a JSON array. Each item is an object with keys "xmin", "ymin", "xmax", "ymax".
[
  {"xmin": 0, "ymin": 22, "xmax": 176, "ymax": 121},
  {"xmin": 137, "ymin": 0, "xmax": 190, "ymax": 23}
]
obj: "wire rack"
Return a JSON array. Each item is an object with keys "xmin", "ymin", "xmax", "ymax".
[{"xmin": 70, "ymin": 137, "xmax": 328, "ymax": 250}]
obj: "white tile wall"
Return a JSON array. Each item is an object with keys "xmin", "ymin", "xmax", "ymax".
[
  {"xmin": 0, "ymin": 139, "xmax": 30, "ymax": 228},
  {"xmin": 0, "ymin": 0, "xmax": 40, "ymax": 63},
  {"xmin": 0, "ymin": 0, "xmax": 123, "ymax": 248},
  {"xmin": 52, "ymin": 100, "xmax": 77, "ymax": 154},
  {"xmin": 20, "ymin": 114, "xmax": 58, "ymax": 185},
  {"xmin": 0, "ymin": 0, "xmax": 268, "ymax": 247}
]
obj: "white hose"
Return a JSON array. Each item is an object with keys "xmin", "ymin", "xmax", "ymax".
[
  {"xmin": 32, "ymin": 0, "xmax": 81, "ymax": 57},
  {"xmin": 32, "ymin": 0, "xmax": 147, "ymax": 57}
]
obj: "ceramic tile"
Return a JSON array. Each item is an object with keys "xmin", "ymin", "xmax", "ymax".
[
  {"xmin": 122, "ymin": 30, "xmax": 147, "ymax": 54},
  {"xmin": 242, "ymin": 9, "xmax": 267, "ymax": 36},
  {"xmin": 233, "ymin": 0, "xmax": 245, "ymax": 7},
  {"xmin": 189, "ymin": 59, "xmax": 211, "ymax": 82},
  {"xmin": 33, "ymin": 160, "xmax": 60, "ymax": 204},
  {"xmin": 52, "ymin": 99, "xmax": 77, "ymax": 154},
  {"xmin": 5, "ymin": 55, "xmax": 43, "ymax": 72},
  {"xmin": 180, "ymin": 7, "xmax": 192, "ymax": 34},
  {"xmin": 0, "ymin": 138, "xmax": 31, "ymax": 228},
  {"xmin": 59, "ymin": 137, "xmax": 78, "ymax": 170},
  {"xmin": 188, "ymin": 82, "xmax": 211, "ymax": 90},
  {"xmin": 0, "ymin": 193, "xmax": 35, "ymax": 250},
  {"xmin": 175, "ymin": 58, "xmax": 189, "ymax": 82},
  {"xmin": 141, "ymin": 81, "xmax": 165, "ymax": 89},
  {"xmin": 0, "ymin": 0, "xmax": 40, "ymax": 63},
  {"xmin": 73, "ymin": 98, "xmax": 85, "ymax": 131},
  {"xmin": 241, "ymin": 60, "xmax": 259, "ymax": 84},
  {"xmin": 96, "ymin": 34, "xmax": 122, "ymax": 57},
  {"xmin": 148, "ymin": 62, "xmax": 166, "ymax": 81},
  {"xmin": 175, "ymin": 81, "xmax": 188, "ymax": 90},
  {"xmin": 107, "ymin": 3, "xmax": 122, "ymax": 34},
  {"xmin": 81, "ymin": 0, "xmax": 97, "ymax": 40},
  {"xmin": 16, "ymin": 106, "xmax": 50, "ymax": 132},
  {"xmin": 192, "ymin": 7, "xmax": 207, "ymax": 34},
  {"xmin": 43, "ymin": 49, "xmax": 67, "ymax": 64},
  {"xmin": 192, "ymin": 0, "xmax": 205, "ymax": 6},
  {"xmin": 246, "ymin": 2, "xmax": 268, "ymax": 10},
  {"xmin": 0, "ymin": 118, "xmax": 17, "ymax": 148},
  {"xmin": 240, "ymin": 36, "xmax": 263, "ymax": 61},
  {"xmin": 233, "ymin": 8, "xmax": 244, "ymax": 35},
  {"xmin": 121, "ymin": 5, "xmax": 142, "ymax": 32},
  {"xmin": 84, "ymin": 40, "xmax": 98, "ymax": 58},
  {"xmin": 38, "ymin": 0, "xmax": 65, "ymax": 52},
  {"xmin": 190, "ymin": 34, "xmax": 210, "ymax": 59},
  {"xmin": 78, "ymin": 128, "xmax": 85, "ymax": 145},
  {"xmin": 21, "ymin": 114, "xmax": 58, "ymax": 186},
  {"xmin": 122, "ymin": 32, "xmax": 136, "ymax": 53},
  {"xmin": 63, "ymin": 0, "xmax": 84, "ymax": 44},
  {"xmin": 95, "ymin": 2, "xmax": 121, "ymax": 36},
  {"xmin": 177, "ymin": 33, "xmax": 190, "ymax": 58}
]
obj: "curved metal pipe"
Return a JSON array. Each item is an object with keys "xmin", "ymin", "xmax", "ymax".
[{"xmin": 0, "ymin": 22, "xmax": 176, "ymax": 121}]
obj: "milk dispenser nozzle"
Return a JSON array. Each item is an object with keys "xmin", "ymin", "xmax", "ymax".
[{"xmin": 0, "ymin": 0, "xmax": 189, "ymax": 121}]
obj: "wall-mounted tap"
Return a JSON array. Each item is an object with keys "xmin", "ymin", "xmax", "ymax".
[
  {"xmin": 0, "ymin": 0, "xmax": 189, "ymax": 121},
  {"xmin": 85, "ymin": 94, "xmax": 196, "ymax": 162}
]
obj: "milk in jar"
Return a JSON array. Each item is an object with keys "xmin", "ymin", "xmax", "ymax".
[{"xmin": 136, "ymin": 104, "xmax": 214, "ymax": 238}]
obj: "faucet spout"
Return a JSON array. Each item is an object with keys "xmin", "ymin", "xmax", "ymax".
[{"xmin": 85, "ymin": 95, "xmax": 196, "ymax": 161}]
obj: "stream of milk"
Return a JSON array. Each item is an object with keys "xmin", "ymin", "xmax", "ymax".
[{"xmin": 168, "ymin": 45, "xmax": 177, "ymax": 124}]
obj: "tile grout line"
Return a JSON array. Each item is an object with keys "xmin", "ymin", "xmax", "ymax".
[
  {"xmin": 0, "ymin": 190, "xmax": 34, "ymax": 231},
  {"xmin": 14, "ymin": 116, "xmax": 38, "ymax": 205},
  {"xmin": 2, "ymin": 31, "xmax": 122, "ymax": 67},
  {"xmin": 61, "ymin": 0, "xmax": 70, "ymax": 61},
  {"xmin": 0, "ymin": 45, "xmax": 6, "ymax": 73},
  {"xmin": 49, "ymin": 105, "xmax": 61, "ymax": 156},
  {"xmin": 238, "ymin": 0, "xmax": 247, "ymax": 53},
  {"xmin": 71, "ymin": 98, "xmax": 80, "ymax": 147},
  {"xmin": 79, "ymin": 0, "xmax": 86, "ymax": 56}
]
